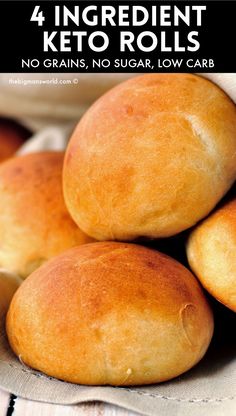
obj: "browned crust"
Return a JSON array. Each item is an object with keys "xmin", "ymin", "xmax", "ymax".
[{"xmin": 7, "ymin": 242, "xmax": 214, "ymax": 385}]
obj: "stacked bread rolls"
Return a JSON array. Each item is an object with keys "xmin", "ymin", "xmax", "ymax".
[{"xmin": 5, "ymin": 74, "xmax": 236, "ymax": 387}]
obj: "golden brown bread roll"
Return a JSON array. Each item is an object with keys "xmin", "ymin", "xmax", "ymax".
[
  {"xmin": 0, "ymin": 152, "xmax": 93, "ymax": 278},
  {"xmin": 0, "ymin": 118, "xmax": 29, "ymax": 162},
  {"xmin": 63, "ymin": 74, "xmax": 236, "ymax": 241},
  {"xmin": 187, "ymin": 198, "xmax": 236, "ymax": 312},
  {"xmin": 7, "ymin": 242, "xmax": 214, "ymax": 385}
]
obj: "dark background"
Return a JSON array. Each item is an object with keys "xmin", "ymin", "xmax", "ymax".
[{"xmin": 0, "ymin": 0, "xmax": 235, "ymax": 72}]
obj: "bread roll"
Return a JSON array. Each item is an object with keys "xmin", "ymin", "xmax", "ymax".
[
  {"xmin": 7, "ymin": 242, "xmax": 214, "ymax": 385},
  {"xmin": 0, "ymin": 270, "xmax": 21, "ymax": 329},
  {"xmin": 0, "ymin": 152, "xmax": 93, "ymax": 278},
  {"xmin": 0, "ymin": 118, "xmax": 29, "ymax": 162},
  {"xmin": 187, "ymin": 198, "xmax": 236, "ymax": 312},
  {"xmin": 63, "ymin": 74, "xmax": 236, "ymax": 241}
]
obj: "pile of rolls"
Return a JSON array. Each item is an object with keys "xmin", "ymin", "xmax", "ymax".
[{"xmin": 3, "ymin": 74, "xmax": 236, "ymax": 387}]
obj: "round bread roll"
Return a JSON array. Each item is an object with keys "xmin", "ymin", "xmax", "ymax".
[
  {"xmin": 0, "ymin": 152, "xmax": 93, "ymax": 278},
  {"xmin": 63, "ymin": 74, "xmax": 236, "ymax": 241},
  {"xmin": 187, "ymin": 198, "xmax": 236, "ymax": 312},
  {"xmin": 0, "ymin": 270, "xmax": 21, "ymax": 328},
  {"xmin": 0, "ymin": 118, "xmax": 29, "ymax": 162},
  {"xmin": 7, "ymin": 242, "xmax": 214, "ymax": 385}
]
